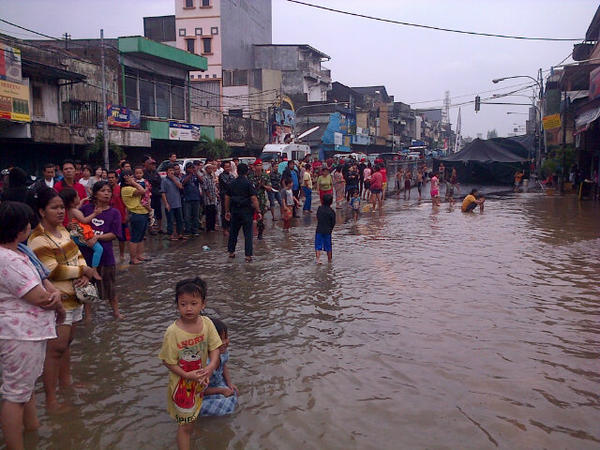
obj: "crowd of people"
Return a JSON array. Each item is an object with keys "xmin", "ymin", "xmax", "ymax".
[{"xmin": 0, "ymin": 151, "xmax": 488, "ymax": 449}]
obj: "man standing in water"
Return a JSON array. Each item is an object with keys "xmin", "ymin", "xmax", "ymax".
[
  {"xmin": 225, "ymin": 163, "xmax": 261, "ymax": 262},
  {"xmin": 248, "ymin": 159, "xmax": 271, "ymax": 240}
]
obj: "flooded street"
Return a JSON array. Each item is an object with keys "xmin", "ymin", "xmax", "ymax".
[{"xmin": 29, "ymin": 193, "xmax": 600, "ymax": 449}]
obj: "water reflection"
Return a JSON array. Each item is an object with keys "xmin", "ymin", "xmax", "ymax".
[{"xmin": 17, "ymin": 194, "xmax": 600, "ymax": 449}]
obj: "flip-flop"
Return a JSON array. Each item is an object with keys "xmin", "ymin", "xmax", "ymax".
[{"xmin": 129, "ymin": 260, "xmax": 144, "ymax": 265}]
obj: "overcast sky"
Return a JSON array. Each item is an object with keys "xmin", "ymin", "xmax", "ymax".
[{"xmin": 2, "ymin": 0, "xmax": 596, "ymax": 138}]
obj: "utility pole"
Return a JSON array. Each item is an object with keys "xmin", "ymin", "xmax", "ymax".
[
  {"xmin": 100, "ymin": 29, "xmax": 110, "ymax": 169},
  {"xmin": 560, "ymin": 91, "xmax": 568, "ymax": 194},
  {"xmin": 63, "ymin": 33, "xmax": 71, "ymax": 49}
]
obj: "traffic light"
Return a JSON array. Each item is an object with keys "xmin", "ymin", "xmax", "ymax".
[{"xmin": 475, "ymin": 96, "xmax": 481, "ymax": 113}]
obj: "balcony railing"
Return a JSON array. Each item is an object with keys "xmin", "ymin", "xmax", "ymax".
[{"xmin": 62, "ymin": 100, "xmax": 102, "ymax": 128}]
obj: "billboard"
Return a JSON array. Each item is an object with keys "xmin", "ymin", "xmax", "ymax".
[
  {"xmin": 0, "ymin": 79, "xmax": 30, "ymax": 122},
  {"xmin": 542, "ymin": 113, "xmax": 561, "ymax": 131},
  {"xmin": 0, "ymin": 44, "xmax": 22, "ymax": 83},
  {"xmin": 169, "ymin": 121, "xmax": 205, "ymax": 141},
  {"xmin": 107, "ymin": 104, "xmax": 140, "ymax": 129}
]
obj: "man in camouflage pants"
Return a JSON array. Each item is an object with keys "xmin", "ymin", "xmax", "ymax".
[{"xmin": 248, "ymin": 159, "xmax": 271, "ymax": 240}]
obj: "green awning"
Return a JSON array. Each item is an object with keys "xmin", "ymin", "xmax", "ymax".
[{"xmin": 118, "ymin": 36, "xmax": 207, "ymax": 71}]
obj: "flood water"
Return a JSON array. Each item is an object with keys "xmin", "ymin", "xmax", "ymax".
[{"xmin": 24, "ymin": 193, "xmax": 600, "ymax": 449}]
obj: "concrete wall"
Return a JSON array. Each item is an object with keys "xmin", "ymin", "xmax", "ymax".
[
  {"xmin": 31, "ymin": 80, "xmax": 59, "ymax": 123},
  {"xmin": 221, "ymin": 0, "xmax": 271, "ymax": 70},
  {"xmin": 253, "ymin": 46, "xmax": 299, "ymax": 71}
]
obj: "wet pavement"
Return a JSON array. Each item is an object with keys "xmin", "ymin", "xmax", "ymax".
[{"xmin": 22, "ymin": 192, "xmax": 600, "ymax": 449}]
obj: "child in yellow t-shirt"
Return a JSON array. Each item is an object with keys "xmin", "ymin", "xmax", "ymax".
[{"xmin": 158, "ymin": 277, "xmax": 222, "ymax": 450}]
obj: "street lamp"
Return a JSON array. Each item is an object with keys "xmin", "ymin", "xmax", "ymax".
[{"xmin": 492, "ymin": 70, "xmax": 545, "ymax": 177}]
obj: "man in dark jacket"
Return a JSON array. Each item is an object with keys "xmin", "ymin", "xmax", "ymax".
[{"xmin": 224, "ymin": 163, "xmax": 261, "ymax": 262}]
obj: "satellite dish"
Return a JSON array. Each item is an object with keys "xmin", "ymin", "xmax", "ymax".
[{"xmin": 296, "ymin": 126, "xmax": 320, "ymax": 141}]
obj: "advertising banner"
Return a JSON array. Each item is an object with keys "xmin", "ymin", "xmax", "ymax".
[
  {"xmin": 0, "ymin": 79, "xmax": 30, "ymax": 122},
  {"xmin": 169, "ymin": 121, "xmax": 204, "ymax": 141},
  {"xmin": 0, "ymin": 44, "xmax": 22, "ymax": 83},
  {"xmin": 107, "ymin": 104, "xmax": 140, "ymax": 129},
  {"xmin": 542, "ymin": 113, "xmax": 561, "ymax": 131}
]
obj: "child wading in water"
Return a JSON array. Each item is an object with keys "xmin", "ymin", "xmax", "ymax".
[
  {"xmin": 315, "ymin": 193, "xmax": 336, "ymax": 264},
  {"xmin": 159, "ymin": 277, "xmax": 222, "ymax": 450},
  {"xmin": 281, "ymin": 177, "xmax": 299, "ymax": 231},
  {"xmin": 59, "ymin": 187, "xmax": 103, "ymax": 280},
  {"xmin": 200, "ymin": 318, "xmax": 238, "ymax": 416},
  {"xmin": 349, "ymin": 189, "xmax": 361, "ymax": 222}
]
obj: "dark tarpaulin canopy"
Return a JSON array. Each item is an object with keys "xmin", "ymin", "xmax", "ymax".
[
  {"xmin": 442, "ymin": 138, "xmax": 528, "ymax": 163},
  {"xmin": 439, "ymin": 137, "xmax": 530, "ymax": 185}
]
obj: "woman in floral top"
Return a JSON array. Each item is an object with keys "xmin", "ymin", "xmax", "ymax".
[{"xmin": 0, "ymin": 201, "xmax": 65, "ymax": 448}]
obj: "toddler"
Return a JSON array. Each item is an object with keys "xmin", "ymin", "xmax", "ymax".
[
  {"xmin": 134, "ymin": 166, "xmax": 155, "ymax": 227},
  {"xmin": 59, "ymin": 188, "xmax": 103, "ymax": 280},
  {"xmin": 159, "ymin": 277, "xmax": 222, "ymax": 450},
  {"xmin": 200, "ymin": 318, "xmax": 238, "ymax": 416},
  {"xmin": 349, "ymin": 190, "xmax": 361, "ymax": 222},
  {"xmin": 281, "ymin": 177, "xmax": 298, "ymax": 231}
]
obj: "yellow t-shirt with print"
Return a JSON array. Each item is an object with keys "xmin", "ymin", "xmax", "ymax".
[{"xmin": 158, "ymin": 317, "xmax": 222, "ymax": 424}]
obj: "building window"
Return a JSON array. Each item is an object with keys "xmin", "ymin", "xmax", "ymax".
[
  {"xmin": 223, "ymin": 70, "xmax": 232, "ymax": 87},
  {"xmin": 139, "ymin": 79, "xmax": 155, "ymax": 116},
  {"xmin": 252, "ymin": 69, "xmax": 262, "ymax": 89},
  {"xmin": 171, "ymin": 85, "xmax": 185, "ymax": 120},
  {"xmin": 156, "ymin": 82, "xmax": 170, "ymax": 118},
  {"xmin": 210, "ymin": 27, "xmax": 218, "ymax": 35},
  {"xmin": 229, "ymin": 109, "xmax": 243, "ymax": 117},
  {"xmin": 178, "ymin": 28, "xmax": 186, "ymax": 36},
  {"xmin": 205, "ymin": 74, "xmax": 210, "ymax": 78},
  {"xmin": 186, "ymin": 38, "xmax": 195, "ymax": 54},
  {"xmin": 125, "ymin": 75, "xmax": 138, "ymax": 109},
  {"xmin": 195, "ymin": 27, "xmax": 203, "ymax": 36},
  {"xmin": 201, "ymin": 37, "xmax": 212, "ymax": 54},
  {"xmin": 32, "ymin": 85, "xmax": 44, "ymax": 117},
  {"xmin": 185, "ymin": 0, "xmax": 194, "ymax": 8},
  {"xmin": 212, "ymin": 74, "xmax": 217, "ymax": 78},
  {"xmin": 232, "ymin": 70, "xmax": 248, "ymax": 86},
  {"xmin": 201, "ymin": 0, "xmax": 210, "ymax": 6}
]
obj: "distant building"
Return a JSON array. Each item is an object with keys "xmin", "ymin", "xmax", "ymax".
[{"xmin": 254, "ymin": 44, "xmax": 332, "ymax": 105}]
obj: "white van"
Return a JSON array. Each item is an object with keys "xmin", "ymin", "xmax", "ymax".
[{"xmin": 259, "ymin": 143, "xmax": 311, "ymax": 163}]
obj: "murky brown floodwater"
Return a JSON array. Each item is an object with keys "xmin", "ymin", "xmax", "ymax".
[{"xmin": 21, "ymin": 193, "xmax": 600, "ymax": 449}]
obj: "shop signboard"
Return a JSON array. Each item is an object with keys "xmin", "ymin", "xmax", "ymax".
[
  {"xmin": 107, "ymin": 104, "xmax": 140, "ymax": 129},
  {"xmin": 169, "ymin": 121, "xmax": 205, "ymax": 141},
  {"xmin": 0, "ymin": 44, "xmax": 22, "ymax": 83},
  {"xmin": 0, "ymin": 78, "xmax": 30, "ymax": 122},
  {"xmin": 542, "ymin": 113, "xmax": 561, "ymax": 130}
]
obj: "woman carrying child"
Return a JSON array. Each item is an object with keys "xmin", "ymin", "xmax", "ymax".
[
  {"xmin": 59, "ymin": 187, "xmax": 103, "ymax": 282},
  {"xmin": 79, "ymin": 181, "xmax": 123, "ymax": 320},
  {"xmin": 159, "ymin": 277, "xmax": 222, "ymax": 450}
]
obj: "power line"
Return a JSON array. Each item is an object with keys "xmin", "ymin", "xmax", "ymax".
[
  {"xmin": 0, "ymin": 17, "xmax": 62, "ymax": 41},
  {"xmin": 286, "ymin": 0, "xmax": 583, "ymax": 42},
  {"xmin": 408, "ymin": 81, "xmax": 535, "ymax": 105}
]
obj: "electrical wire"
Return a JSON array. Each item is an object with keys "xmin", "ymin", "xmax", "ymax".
[
  {"xmin": 407, "ymin": 81, "xmax": 535, "ymax": 105},
  {"xmin": 286, "ymin": 0, "xmax": 584, "ymax": 42}
]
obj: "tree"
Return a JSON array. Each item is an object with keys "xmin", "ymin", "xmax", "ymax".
[
  {"xmin": 84, "ymin": 132, "xmax": 125, "ymax": 168},
  {"xmin": 486, "ymin": 129, "xmax": 498, "ymax": 139},
  {"xmin": 194, "ymin": 138, "xmax": 231, "ymax": 160}
]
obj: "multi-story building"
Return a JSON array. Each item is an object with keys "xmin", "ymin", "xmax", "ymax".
[
  {"xmin": 253, "ymin": 44, "xmax": 332, "ymax": 106},
  {"xmin": 0, "ymin": 33, "xmax": 211, "ymax": 170}
]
